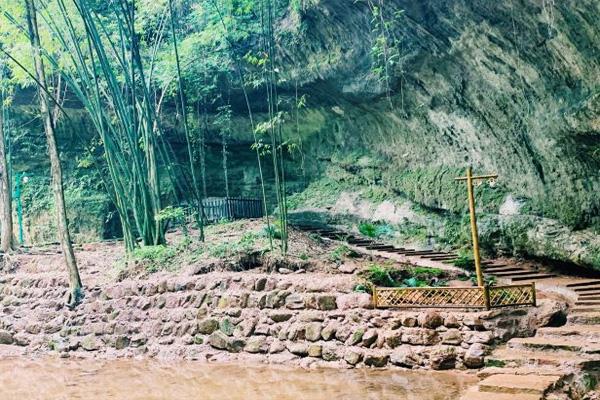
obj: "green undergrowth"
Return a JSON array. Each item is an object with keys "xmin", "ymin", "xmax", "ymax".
[
  {"xmin": 329, "ymin": 244, "xmax": 359, "ymax": 262},
  {"xmin": 357, "ymin": 263, "xmax": 448, "ymax": 290}
]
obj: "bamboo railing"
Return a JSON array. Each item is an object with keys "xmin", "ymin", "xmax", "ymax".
[{"xmin": 373, "ymin": 283, "xmax": 536, "ymax": 310}]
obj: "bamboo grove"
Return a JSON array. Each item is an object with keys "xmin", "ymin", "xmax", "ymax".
[{"xmin": 0, "ymin": 0, "xmax": 301, "ymax": 306}]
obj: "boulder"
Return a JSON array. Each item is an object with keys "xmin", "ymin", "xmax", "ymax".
[
  {"xmin": 463, "ymin": 331, "xmax": 494, "ymax": 344},
  {"xmin": 197, "ymin": 318, "xmax": 219, "ymax": 335},
  {"xmin": 363, "ymin": 351, "xmax": 389, "ymax": 368},
  {"xmin": 287, "ymin": 342, "xmax": 309, "ymax": 357},
  {"xmin": 344, "ymin": 349, "xmax": 363, "ymax": 365},
  {"xmin": 402, "ymin": 328, "xmax": 438, "ymax": 345},
  {"xmin": 336, "ymin": 293, "xmax": 372, "ymax": 310},
  {"xmin": 463, "ymin": 343, "xmax": 486, "ymax": 368},
  {"xmin": 269, "ymin": 340, "xmax": 286, "ymax": 354},
  {"xmin": 219, "ymin": 318, "xmax": 234, "ymax": 336},
  {"xmin": 321, "ymin": 323, "xmax": 338, "ymax": 340},
  {"xmin": 390, "ymin": 345, "xmax": 422, "ymax": 368},
  {"xmin": 0, "ymin": 330, "xmax": 14, "ymax": 345},
  {"xmin": 385, "ymin": 330, "xmax": 403, "ymax": 348},
  {"xmin": 114, "ymin": 336, "xmax": 130, "ymax": 350},
  {"xmin": 81, "ymin": 335, "xmax": 100, "ymax": 351},
  {"xmin": 402, "ymin": 315, "xmax": 418, "ymax": 327},
  {"xmin": 347, "ymin": 328, "xmax": 365, "ymax": 345},
  {"xmin": 308, "ymin": 344, "xmax": 323, "ymax": 358},
  {"xmin": 362, "ymin": 329, "xmax": 378, "ymax": 347},
  {"xmin": 430, "ymin": 346, "xmax": 457, "ymax": 370},
  {"xmin": 322, "ymin": 344, "xmax": 340, "ymax": 361},
  {"xmin": 441, "ymin": 329, "xmax": 463, "ymax": 345},
  {"xmin": 208, "ymin": 331, "xmax": 229, "ymax": 350},
  {"xmin": 444, "ymin": 315, "xmax": 460, "ymax": 328},
  {"xmin": 317, "ymin": 295, "xmax": 337, "ymax": 311},
  {"xmin": 419, "ymin": 311, "xmax": 443, "ymax": 329},
  {"xmin": 270, "ymin": 311, "xmax": 293, "ymax": 323},
  {"xmin": 304, "ymin": 322, "xmax": 322, "ymax": 342},
  {"xmin": 244, "ymin": 337, "xmax": 268, "ymax": 354},
  {"xmin": 285, "ymin": 293, "xmax": 305, "ymax": 310}
]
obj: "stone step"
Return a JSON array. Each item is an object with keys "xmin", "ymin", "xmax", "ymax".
[
  {"xmin": 566, "ymin": 280, "xmax": 600, "ymax": 288},
  {"xmin": 510, "ymin": 274, "xmax": 557, "ymax": 281},
  {"xmin": 577, "ymin": 294, "xmax": 600, "ymax": 300},
  {"xmin": 487, "ymin": 348, "xmax": 600, "ymax": 369},
  {"xmin": 485, "ymin": 263, "xmax": 508, "ymax": 268},
  {"xmin": 575, "ymin": 300, "xmax": 600, "ymax": 306},
  {"xmin": 508, "ymin": 337, "xmax": 600, "ymax": 353},
  {"xmin": 568, "ymin": 312, "xmax": 600, "ymax": 325},
  {"xmin": 477, "ymin": 373, "xmax": 562, "ymax": 395},
  {"xmin": 402, "ymin": 250, "xmax": 440, "ymax": 256},
  {"xmin": 571, "ymin": 306, "xmax": 600, "ymax": 313},
  {"xmin": 573, "ymin": 285, "xmax": 600, "ymax": 293},
  {"xmin": 483, "ymin": 267, "xmax": 525, "ymax": 273},
  {"xmin": 477, "ymin": 366, "xmax": 570, "ymax": 379},
  {"xmin": 365, "ymin": 245, "xmax": 396, "ymax": 250},
  {"xmin": 460, "ymin": 387, "xmax": 541, "ymax": 400},
  {"xmin": 427, "ymin": 255, "xmax": 458, "ymax": 261},
  {"xmin": 537, "ymin": 325, "xmax": 600, "ymax": 342},
  {"xmin": 491, "ymin": 270, "xmax": 535, "ymax": 277}
]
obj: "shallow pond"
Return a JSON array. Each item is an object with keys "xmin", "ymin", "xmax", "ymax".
[{"xmin": 0, "ymin": 358, "xmax": 477, "ymax": 399}]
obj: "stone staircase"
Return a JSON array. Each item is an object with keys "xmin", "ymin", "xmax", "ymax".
[
  {"xmin": 294, "ymin": 224, "xmax": 558, "ymax": 283},
  {"xmin": 461, "ymin": 310, "xmax": 600, "ymax": 399}
]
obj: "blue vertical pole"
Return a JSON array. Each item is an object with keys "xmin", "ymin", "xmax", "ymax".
[{"xmin": 14, "ymin": 172, "xmax": 23, "ymax": 245}]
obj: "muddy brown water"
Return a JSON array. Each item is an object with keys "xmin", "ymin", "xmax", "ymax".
[{"xmin": 0, "ymin": 358, "xmax": 477, "ymax": 400}]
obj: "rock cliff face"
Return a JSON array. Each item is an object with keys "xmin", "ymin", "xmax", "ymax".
[{"xmin": 266, "ymin": 0, "xmax": 599, "ymax": 268}]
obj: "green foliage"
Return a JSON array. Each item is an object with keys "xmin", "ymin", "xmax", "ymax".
[
  {"xmin": 359, "ymin": 222, "xmax": 378, "ymax": 238},
  {"xmin": 155, "ymin": 206, "xmax": 186, "ymax": 223},
  {"xmin": 361, "ymin": 263, "xmax": 401, "ymax": 287},
  {"xmin": 262, "ymin": 223, "xmax": 282, "ymax": 240},
  {"xmin": 359, "ymin": 222, "xmax": 394, "ymax": 238},
  {"xmin": 485, "ymin": 359, "xmax": 506, "ymax": 368},
  {"xmin": 359, "ymin": 263, "xmax": 448, "ymax": 288},
  {"xmin": 453, "ymin": 249, "xmax": 476, "ymax": 271},
  {"xmin": 208, "ymin": 232, "xmax": 259, "ymax": 258},
  {"xmin": 329, "ymin": 244, "xmax": 358, "ymax": 262},
  {"xmin": 132, "ymin": 245, "xmax": 178, "ymax": 273}
]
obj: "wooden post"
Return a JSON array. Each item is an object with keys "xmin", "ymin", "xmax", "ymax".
[
  {"xmin": 455, "ymin": 168, "xmax": 498, "ymax": 289},
  {"xmin": 531, "ymin": 282, "xmax": 537, "ymax": 307},
  {"xmin": 466, "ymin": 167, "xmax": 484, "ymax": 287},
  {"xmin": 483, "ymin": 285, "xmax": 491, "ymax": 310},
  {"xmin": 372, "ymin": 285, "xmax": 378, "ymax": 308}
]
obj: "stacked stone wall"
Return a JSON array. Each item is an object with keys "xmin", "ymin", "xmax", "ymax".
[{"xmin": 0, "ymin": 273, "xmax": 562, "ymax": 370}]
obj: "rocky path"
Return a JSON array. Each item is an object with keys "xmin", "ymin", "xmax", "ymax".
[
  {"xmin": 461, "ymin": 307, "xmax": 600, "ymax": 399},
  {"xmin": 295, "ymin": 224, "xmax": 600, "ymax": 399}
]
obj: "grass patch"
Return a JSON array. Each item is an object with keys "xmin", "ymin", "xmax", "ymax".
[
  {"xmin": 329, "ymin": 244, "xmax": 359, "ymax": 262},
  {"xmin": 359, "ymin": 263, "xmax": 449, "ymax": 288},
  {"xmin": 132, "ymin": 245, "xmax": 178, "ymax": 273}
]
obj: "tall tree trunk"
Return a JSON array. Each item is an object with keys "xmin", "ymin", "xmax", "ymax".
[
  {"xmin": 25, "ymin": 0, "xmax": 83, "ymax": 306},
  {"xmin": 0, "ymin": 101, "xmax": 13, "ymax": 253}
]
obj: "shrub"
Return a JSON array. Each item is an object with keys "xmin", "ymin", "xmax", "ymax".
[
  {"xmin": 453, "ymin": 250, "xmax": 475, "ymax": 271},
  {"xmin": 132, "ymin": 245, "xmax": 177, "ymax": 273},
  {"xmin": 360, "ymin": 263, "xmax": 449, "ymax": 288},
  {"xmin": 361, "ymin": 263, "xmax": 403, "ymax": 287},
  {"xmin": 330, "ymin": 244, "xmax": 359, "ymax": 262},
  {"xmin": 359, "ymin": 222, "xmax": 378, "ymax": 238}
]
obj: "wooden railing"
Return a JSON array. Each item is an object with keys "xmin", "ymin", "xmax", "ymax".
[
  {"xmin": 373, "ymin": 283, "xmax": 536, "ymax": 310},
  {"xmin": 199, "ymin": 197, "xmax": 263, "ymax": 223}
]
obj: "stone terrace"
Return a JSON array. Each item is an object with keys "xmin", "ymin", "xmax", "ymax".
[{"xmin": 0, "ymin": 271, "xmax": 564, "ymax": 371}]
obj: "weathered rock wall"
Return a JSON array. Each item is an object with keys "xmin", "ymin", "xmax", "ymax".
[
  {"xmin": 0, "ymin": 272, "xmax": 563, "ymax": 370},
  {"xmin": 275, "ymin": 0, "xmax": 600, "ymax": 229},
  {"xmin": 269, "ymin": 0, "xmax": 600, "ymax": 269}
]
